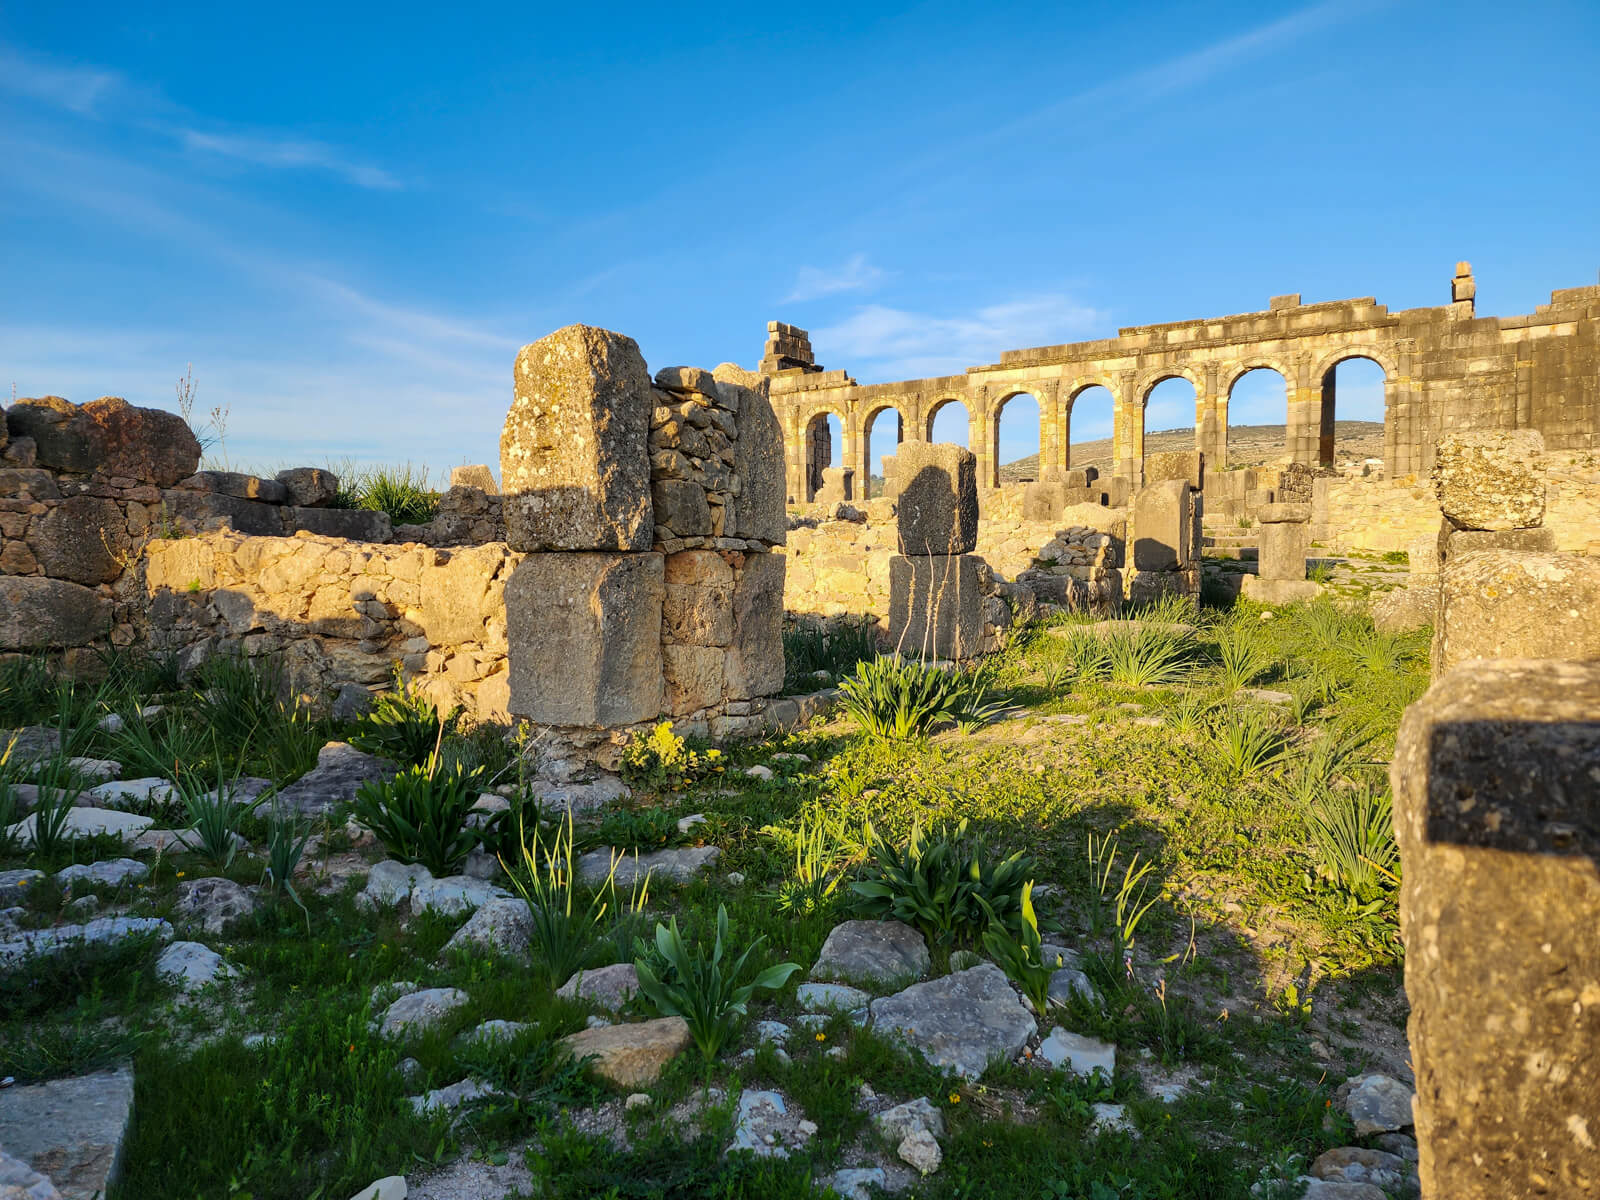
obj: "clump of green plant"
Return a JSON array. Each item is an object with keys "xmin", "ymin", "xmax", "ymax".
[
  {"xmin": 1084, "ymin": 832, "xmax": 1160, "ymax": 953},
  {"xmin": 475, "ymin": 788, "xmax": 559, "ymax": 866},
  {"xmin": 618, "ymin": 722, "xmax": 719, "ymax": 793},
  {"xmin": 837, "ymin": 656, "xmax": 1002, "ymax": 741},
  {"xmin": 1214, "ymin": 622, "xmax": 1272, "ymax": 692},
  {"xmin": 1306, "ymin": 782, "xmax": 1399, "ymax": 903},
  {"xmin": 351, "ymin": 759, "xmax": 482, "ymax": 876},
  {"xmin": 261, "ymin": 804, "xmax": 313, "ymax": 930},
  {"xmin": 982, "ymin": 880, "xmax": 1062, "ymax": 1013},
  {"xmin": 504, "ymin": 810, "xmax": 636, "ymax": 985},
  {"xmin": 350, "ymin": 667, "xmax": 460, "ymax": 768},
  {"xmin": 332, "ymin": 462, "xmax": 440, "ymax": 524},
  {"xmin": 593, "ymin": 806, "xmax": 683, "ymax": 852},
  {"xmin": 25, "ymin": 757, "xmax": 89, "ymax": 862},
  {"xmin": 1206, "ymin": 705, "xmax": 1290, "ymax": 779},
  {"xmin": 1102, "ymin": 621, "xmax": 1194, "ymax": 687},
  {"xmin": 762, "ymin": 802, "xmax": 859, "ymax": 917},
  {"xmin": 782, "ymin": 618, "xmax": 879, "ymax": 690},
  {"xmin": 633, "ymin": 905, "xmax": 801, "ymax": 1059},
  {"xmin": 852, "ymin": 818, "xmax": 1034, "ymax": 945},
  {"xmin": 174, "ymin": 773, "xmax": 265, "ymax": 869}
]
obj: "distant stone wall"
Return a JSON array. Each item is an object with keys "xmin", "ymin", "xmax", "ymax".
[{"xmin": 141, "ymin": 531, "xmax": 520, "ymax": 719}]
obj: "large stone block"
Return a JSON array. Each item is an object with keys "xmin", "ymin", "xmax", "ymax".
[
  {"xmin": 275, "ymin": 467, "xmax": 339, "ymax": 507},
  {"xmin": 164, "ymin": 489, "xmax": 287, "ymax": 537},
  {"xmin": 1131, "ymin": 479, "xmax": 1194, "ymax": 571},
  {"xmin": 1258, "ymin": 519, "xmax": 1310, "ymax": 581},
  {"xmin": 0, "ymin": 577, "xmax": 111, "ymax": 649},
  {"xmin": 651, "ymin": 478, "xmax": 711, "ymax": 537},
  {"xmin": 1143, "ymin": 450, "xmax": 1204, "ymax": 491},
  {"xmin": 663, "ymin": 550, "xmax": 734, "ymax": 645},
  {"xmin": 817, "ymin": 467, "xmax": 854, "ymax": 504},
  {"xmin": 1022, "ymin": 481, "xmax": 1064, "ymax": 522},
  {"xmin": 32, "ymin": 496, "xmax": 128, "ymax": 585},
  {"xmin": 1432, "ymin": 430, "xmax": 1546, "ymax": 531},
  {"xmin": 888, "ymin": 554, "xmax": 983, "ymax": 660},
  {"xmin": 501, "ymin": 325, "xmax": 654, "ymax": 552},
  {"xmin": 1391, "ymin": 660, "xmax": 1600, "ymax": 1200},
  {"xmin": 725, "ymin": 381, "xmax": 785, "ymax": 546},
  {"xmin": 5, "ymin": 395, "xmax": 200, "ymax": 485},
  {"xmin": 662, "ymin": 643, "xmax": 724, "ymax": 714},
  {"xmin": 1439, "ymin": 523, "xmax": 1555, "ymax": 566},
  {"xmin": 505, "ymin": 552, "xmax": 663, "ymax": 725},
  {"xmin": 287, "ymin": 506, "xmax": 392, "ymax": 542},
  {"xmin": 1433, "ymin": 550, "xmax": 1600, "ymax": 674},
  {"xmin": 896, "ymin": 443, "xmax": 977, "ymax": 556},
  {"xmin": 449, "ymin": 464, "xmax": 498, "ymax": 494},
  {"xmin": 725, "ymin": 551, "xmax": 785, "ymax": 699}
]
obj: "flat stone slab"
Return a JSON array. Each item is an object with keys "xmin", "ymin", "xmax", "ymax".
[
  {"xmin": 556, "ymin": 963, "xmax": 639, "ymax": 1011},
  {"xmin": 276, "ymin": 742, "xmax": 397, "ymax": 816},
  {"xmin": 55, "ymin": 858, "xmax": 149, "ymax": 889},
  {"xmin": 577, "ymin": 845, "xmax": 719, "ymax": 887},
  {"xmin": 558, "ymin": 1016, "xmax": 690, "ymax": 1087},
  {"xmin": 1038, "ymin": 1028, "xmax": 1116, "ymax": 1076},
  {"xmin": 731, "ymin": 1089, "xmax": 815, "ymax": 1159},
  {"xmin": 457, "ymin": 1019, "xmax": 531, "ymax": 1047},
  {"xmin": 156, "ymin": 940, "xmax": 239, "ymax": 991},
  {"xmin": 0, "ymin": 1065, "xmax": 135, "ymax": 1200},
  {"xmin": 869, "ymin": 963, "xmax": 1037, "ymax": 1081},
  {"xmin": 6, "ymin": 807, "xmax": 154, "ymax": 846},
  {"xmin": 409, "ymin": 1077, "xmax": 503, "ymax": 1115},
  {"xmin": 796, "ymin": 982, "xmax": 870, "ymax": 1012},
  {"xmin": 379, "ymin": 987, "xmax": 471, "ymax": 1039},
  {"xmin": 87, "ymin": 778, "xmax": 177, "ymax": 810},
  {"xmin": 411, "ymin": 875, "xmax": 509, "ymax": 917},
  {"xmin": 812, "ymin": 920, "xmax": 930, "ymax": 986},
  {"xmin": 0, "ymin": 917, "xmax": 171, "ymax": 966}
]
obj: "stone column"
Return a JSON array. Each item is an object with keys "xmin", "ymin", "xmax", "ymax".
[
  {"xmin": 1125, "ymin": 478, "xmax": 1198, "ymax": 608},
  {"xmin": 890, "ymin": 441, "xmax": 982, "ymax": 659},
  {"xmin": 1391, "ymin": 659, "xmax": 1600, "ymax": 1200},
  {"xmin": 1241, "ymin": 502, "xmax": 1320, "ymax": 604}
]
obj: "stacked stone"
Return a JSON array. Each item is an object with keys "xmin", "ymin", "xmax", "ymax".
[
  {"xmin": 500, "ymin": 325, "xmax": 787, "ymax": 755},
  {"xmin": 397, "ymin": 482, "xmax": 505, "ymax": 547},
  {"xmin": 888, "ymin": 442, "xmax": 983, "ymax": 659},
  {"xmin": 1430, "ymin": 430, "xmax": 1600, "ymax": 673},
  {"xmin": 1240, "ymin": 502, "xmax": 1321, "ymax": 604},
  {"xmin": 758, "ymin": 322, "xmax": 818, "ymax": 375},
  {"xmin": 1124, "ymin": 479, "xmax": 1201, "ymax": 608},
  {"xmin": 815, "ymin": 467, "xmax": 854, "ymax": 505},
  {"xmin": 878, "ymin": 454, "xmax": 898, "ymax": 499}
]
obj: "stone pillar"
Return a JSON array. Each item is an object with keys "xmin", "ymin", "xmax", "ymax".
[
  {"xmin": 1125, "ymin": 478, "xmax": 1199, "ymax": 608},
  {"xmin": 816, "ymin": 467, "xmax": 854, "ymax": 505},
  {"xmin": 1241, "ymin": 502, "xmax": 1320, "ymax": 604},
  {"xmin": 890, "ymin": 441, "xmax": 982, "ymax": 658},
  {"xmin": 1391, "ymin": 659, "xmax": 1599, "ymax": 1199}
]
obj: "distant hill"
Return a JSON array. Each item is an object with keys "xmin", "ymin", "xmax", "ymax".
[{"xmin": 997, "ymin": 420, "xmax": 1384, "ymax": 482}]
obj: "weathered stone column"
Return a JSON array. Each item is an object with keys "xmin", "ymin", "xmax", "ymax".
[
  {"xmin": 1241, "ymin": 501, "xmax": 1321, "ymax": 604},
  {"xmin": 1125, "ymin": 478, "xmax": 1198, "ymax": 608},
  {"xmin": 890, "ymin": 441, "xmax": 982, "ymax": 658},
  {"xmin": 1391, "ymin": 659, "xmax": 1600, "ymax": 1200}
]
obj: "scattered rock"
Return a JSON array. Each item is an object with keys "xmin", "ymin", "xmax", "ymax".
[
  {"xmin": 64, "ymin": 758, "xmax": 120, "ymax": 785},
  {"xmin": 156, "ymin": 941, "xmax": 239, "ymax": 991},
  {"xmin": 1293, "ymin": 1179, "xmax": 1386, "ymax": 1200},
  {"xmin": 752, "ymin": 1020, "xmax": 790, "ymax": 1045},
  {"xmin": 726, "ymin": 871, "xmax": 746, "ymax": 886},
  {"xmin": 409, "ymin": 1078, "xmax": 501, "ymax": 1115},
  {"xmin": 730, "ymin": 1089, "xmax": 814, "ymax": 1158},
  {"xmin": 1337, "ymin": 1074, "xmax": 1414, "ymax": 1135},
  {"xmin": 410, "ymin": 874, "xmax": 509, "ymax": 917},
  {"xmin": 55, "ymin": 859, "xmax": 148, "ymax": 890},
  {"xmin": 6, "ymin": 807, "xmax": 154, "ymax": 846},
  {"xmin": 1238, "ymin": 688, "xmax": 1295, "ymax": 707},
  {"xmin": 1373, "ymin": 1132, "xmax": 1419, "ymax": 1163},
  {"xmin": 557, "ymin": 963, "xmax": 639, "ymax": 1011},
  {"xmin": 439, "ymin": 898, "xmax": 532, "ymax": 961},
  {"xmin": 625, "ymin": 1092, "xmax": 651, "ymax": 1111},
  {"xmin": 558, "ymin": 1017, "xmax": 691, "ymax": 1087},
  {"xmin": 1038, "ymin": 1028, "xmax": 1116, "ymax": 1077},
  {"xmin": 87, "ymin": 778, "xmax": 177, "ymax": 810},
  {"xmin": 173, "ymin": 877, "xmax": 262, "ymax": 936},
  {"xmin": 0, "ymin": 916, "xmax": 172, "ymax": 966},
  {"xmin": 0, "ymin": 1065, "xmax": 134, "ymax": 1200},
  {"xmin": 533, "ymin": 775, "xmax": 629, "ymax": 814},
  {"xmin": 873, "ymin": 1096, "xmax": 945, "ymax": 1142},
  {"xmin": 276, "ymin": 742, "xmax": 397, "ymax": 816},
  {"xmin": 456, "ymin": 1020, "xmax": 529, "ymax": 1047},
  {"xmin": 744, "ymin": 765, "xmax": 773, "ymax": 782},
  {"xmin": 1309, "ymin": 1147, "xmax": 1414, "ymax": 1193},
  {"xmin": 0, "ymin": 869, "xmax": 44, "ymax": 906},
  {"xmin": 348, "ymin": 1176, "xmax": 407, "ymax": 1200},
  {"xmin": 812, "ymin": 920, "xmax": 930, "ymax": 986},
  {"xmin": 358, "ymin": 860, "xmax": 434, "ymax": 909},
  {"xmin": 2, "ymin": 726, "xmax": 61, "ymax": 763},
  {"xmin": 796, "ymin": 982, "xmax": 870, "ymax": 1012},
  {"xmin": 64, "ymin": 894, "xmax": 100, "ymax": 919},
  {"xmin": 676, "ymin": 813, "xmax": 707, "ymax": 834},
  {"xmin": 127, "ymin": 828, "xmax": 245, "ymax": 856},
  {"xmin": 898, "ymin": 1126, "xmax": 942, "ymax": 1174},
  {"xmin": 577, "ymin": 845, "xmax": 719, "ymax": 887},
  {"xmin": 380, "ymin": 987, "xmax": 471, "ymax": 1038},
  {"xmin": 1091, "ymin": 1102, "xmax": 1132, "ymax": 1133},
  {"xmin": 869, "ymin": 963, "xmax": 1037, "ymax": 1081},
  {"xmin": 826, "ymin": 1168, "xmax": 888, "ymax": 1200}
]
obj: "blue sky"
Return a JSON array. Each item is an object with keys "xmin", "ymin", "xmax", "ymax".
[{"xmin": 3, "ymin": 1, "xmax": 1597, "ymax": 479}]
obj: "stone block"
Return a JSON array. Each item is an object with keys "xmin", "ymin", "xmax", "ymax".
[
  {"xmin": 32, "ymin": 495, "xmax": 128, "ymax": 585},
  {"xmin": 1060, "ymin": 486, "xmax": 1103, "ymax": 507},
  {"xmin": 287, "ymin": 506, "xmax": 393, "ymax": 542},
  {"xmin": 1258, "ymin": 502, "xmax": 1312, "ymax": 524},
  {"xmin": 0, "ymin": 577, "xmax": 112, "ymax": 649},
  {"xmin": 1061, "ymin": 466, "xmax": 1098, "ymax": 488},
  {"xmin": 651, "ymin": 478, "xmax": 711, "ymax": 537},
  {"xmin": 654, "ymin": 365, "xmax": 718, "ymax": 397},
  {"xmin": 501, "ymin": 324, "xmax": 654, "ymax": 552},
  {"xmin": 1240, "ymin": 576, "xmax": 1322, "ymax": 605},
  {"xmin": 1440, "ymin": 524, "xmax": 1555, "ymax": 566},
  {"xmin": 1391, "ymin": 660, "xmax": 1600, "ymax": 1200},
  {"xmin": 6, "ymin": 395, "xmax": 200, "ymax": 485},
  {"xmin": 1022, "ymin": 481, "xmax": 1064, "ymax": 522},
  {"xmin": 896, "ymin": 442, "xmax": 978, "ymax": 555},
  {"xmin": 1433, "ymin": 550, "xmax": 1600, "ymax": 674},
  {"xmin": 663, "ymin": 550, "xmax": 734, "ymax": 645},
  {"xmin": 1259, "ymin": 519, "xmax": 1311, "ymax": 581},
  {"xmin": 1144, "ymin": 449, "xmax": 1204, "ymax": 491},
  {"xmin": 165, "ymin": 489, "xmax": 287, "ymax": 537},
  {"xmin": 662, "ymin": 643, "xmax": 724, "ymax": 713},
  {"xmin": 505, "ymin": 552, "xmax": 664, "ymax": 726},
  {"xmin": 1432, "ymin": 430, "xmax": 1546, "ymax": 531},
  {"xmin": 275, "ymin": 467, "xmax": 339, "ymax": 507},
  {"xmin": 729, "ymin": 383, "xmax": 786, "ymax": 546},
  {"xmin": 725, "ymin": 551, "xmax": 785, "ymax": 699},
  {"xmin": 817, "ymin": 467, "xmax": 854, "ymax": 504},
  {"xmin": 0, "ymin": 1064, "xmax": 135, "ymax": 1200},
  {"xmin": 1245, "ymin": 487, "xmax": 1275, "ymax": 510},
  {"xmin": 888, "ymin": 554, "xmax": 983, "ymax": 659},
  {"xmin": 449, "ymin": 464, "xmax": 498, "ymax": 494},
  {"xmin": 1131, "ymin": 479, "xmax": 1194, "ymax": 571},
  {"xmin": 180, "ymin": 470, "xmax": 290, "ymax": 504}
]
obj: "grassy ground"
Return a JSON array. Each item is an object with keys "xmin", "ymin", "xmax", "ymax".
[{"xmin": 0, "ymin": 585, "xmax": 1426, "ymax": 1200}]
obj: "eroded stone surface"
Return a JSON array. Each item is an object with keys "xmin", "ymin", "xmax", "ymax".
[
  {"xmin": 556, "ymin": 963, "xmax": 639, "ymax": 1011},
  {"xmin": 869, "ymin": 963, "xmax": 1037, "ymax": 1081},
  {"xmin": 1432, "ymin": 550, "xmax": 1600, "ymax": 673},
  {"xmin": 277, "ymin": 742, "xmax": 397, "ymax": 816},
  {"xmin": 156, "ymin": 940, "xmax": 239, "ymax": 991},
  {"xmin": 380, "ymin": 987, "xmax": 471, "ymax": 1039},
  {"xmin": 558, "ymin": 1016, "xmax": 690, "ymax": 1087},
  {"xmin": 0, "ymin": 1065, "xmax": 135, "ymax": 1200},
  {"xmin": 440, "ymin": 898, "xmax": 532, "ymax": 961},
  {"xmin": 812, "ymin": 920, "xmax": 930, "ymax": 986},
  {"xmin": 577, "ymin": 844, "xmax": 719, "ymax": 888},
  {"xmin": 55, "ymin": 859, "xmax": 148, "ymax": 890},
  {"xmin": 173, "ymin": 877, "xmax": 262, "ymax": 936},
  {"xmin": 1432, "ymin": 429, "xmax": 1547, "ymax": 531}
]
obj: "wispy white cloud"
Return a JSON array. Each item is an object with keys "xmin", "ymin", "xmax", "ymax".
[
  {"xmin": 783, "ymin": 253, "xmax": 886, "ymax": 303},
  {"xmin": 177, "ymin": 129, "xmax": 402, "ymax": 190},
  {"xmin": 0, "ymin": 45, "xmax": 123, "ymax": 114},
  {"xmin": 813, "ymin": 295, "xmax": 1107, "ymax": 381}
]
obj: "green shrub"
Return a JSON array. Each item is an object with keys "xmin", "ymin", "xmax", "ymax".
[
  {"xmin": 262, "ymin": 805, "xmax": 314, "ymax": 929},
  {"xmin": 851, "ymin": 818, "xmax": 1034, "ymax": 945},
  {"xmin": 173, "ymin": 773, "xmax": 266, "ymax": 869},
  {"xmin": 618, "ymin": 721, "xmax": 719, "ymax": 793},
  {"xmin": 1103, "ymin": 622, "xmax": 1193, "ymax": 687},
  {"xmin": 351, "ymin": 761, "xmax": 482, "ymax": 876},
  {"xmin": 503, "ymin": 810, "xmax": 625, "ymax": 985},
  {"xmin": 982, "ymin": 880, "xmax": 1060, "ymax": 1013},
  {"xmin": 837, "ymin": 655, "xmax": 1002, "ymax": 741},
  {"xmin": 350, "ymin": 667, "xmax": 460, "ymax": 768},
  {"xmin": 1206, "ymin": 705, "xmax": 1291, "ymax": 779},
  {"xmin": 1306, "ymin": 782, "xmax": 1399, "ymax": 902},
  {"xmin": 332, "ymin": 462, "xmax": 440, "ymax": 524},
  {"xmin": 782, "ymin": 618, "xmax": 879, "ymax": 690},
  {"xmin": 593, "ymin": 807, "xmax": 683, "ymax": 852},
  {"xmin": 762, "ymin": 801, "xmax": 858, "ymax": 918},
  {"xmin": 1214, "ymin": 622, "xmax": 1272, "ymax": 692},
  {"xmin": 632, "ymin": 905, "xmax": 800, "ymax": 1059}
]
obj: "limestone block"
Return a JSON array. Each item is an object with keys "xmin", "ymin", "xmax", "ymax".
[
  {"xmin": 449, "ymin": 464, "xmax": 498, "ymax": 494},
  {"xmin": 1440, "ymin": 524, "xmax": 1555, "ymax": 566},
  {"xmin": 505, "ymin": 552, "xmax": 664, "ymax": 725},
  {"xmin": 276, "ymin": 466, "xmax": 340, "ymax": 507},
  {"xmin": 817, "ymin": 467, "xmax": 854, "ymax": 504},
  {"xmin": 1257, "ymin": 502, "xmax": 1312, "ymax": 524},
  {"xmin": 1022, "ymin": 481, "xmax": 1064, "ymax": 522},
  {"xmin": 1433, "ymin": 550, "xmax": 1600, "ymax": 674},
  {"xmin": 32, "ymin": 495, "xmax": 128, "ymax": 585},
  {"xmin": 897, "ymin": 443, "xmax": 977, "ymax": 555},
  {"xmin": 1131, "ymin": 480, "xmax": 1194, "ymax": 571},
  {"xmin": 663, "ymin": 643, "xmax": 724, "ymax": 714},
  {"xmin": 164, "ymin": 490, "xmax": 286, "ymax": 537},
  {"xmin": 651, "ymin": 478, "xmax": 711, "ymax": 537},
  {"xmin": 1259, "ymin": 520, "xmax": 1311, "ymax": 581},
  {"xmin": 1240, "ymin": 576, "xmax": 1322, "ymax": 605},
  {"xmin": 501, "ymin": 325, "xmax": 654, "ymax": 552},
  {"xmin": 0, "ymin": 576, "xmax": 111, "ymax": 649},
  {"xmin": 725, "ymin": 551, "xmax": 785, "ymax": 699},
  {"xmin": 180, "ymin": 470, "xmax": 290, "ymax": 504},
  {"xmin": 1143, "ymin": 449, "xmax": 1204, "ymax": 491},
  {"xmin": 663, "ymin": 550, "xmax": 733, "ymax": 645},
  {"xmin": 654, "ymin": 365, "xmax": 718, "ymax": 397},
  {"xmin": 1432, "ymin": 430, "xmax": 1546, "ymax": 531},
  {"xmin": 1391, "ymin": 660, "xmax": 1600, "ymax": 1200},
  {"xmin": 6, "ymin": 395, "xmax": 200, "ymax": 485},
  {"xmin": 729, "ymin": 383, "xmax": 786, "ymax": 545},
  {"xmin": 889, "ymin": 554, "xmax": 983, "ymax": 660}
]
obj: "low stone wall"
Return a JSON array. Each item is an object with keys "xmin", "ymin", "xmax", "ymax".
[{"xmin": 141, "ymin": 531, "xmax": 521, "ymax": 720}]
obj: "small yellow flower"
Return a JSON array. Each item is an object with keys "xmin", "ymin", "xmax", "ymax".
[
  {"xmin": 815, "ymin": 1032, "xmax": 826, "ymax": 1042},
  {"xmin": 175, "ymin": 871, "xmax": 185, "ymax": 878},
  {"xmin": 948, "ymin": 1092, "xmax": 960, "ymax": 1104}
]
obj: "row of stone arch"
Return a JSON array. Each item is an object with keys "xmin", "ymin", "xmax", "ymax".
[{"xmin": 796, "ymin": 351, "xmax": 1396, "ymax": 501}]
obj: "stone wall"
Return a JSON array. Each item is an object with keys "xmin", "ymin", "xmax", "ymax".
[{"xmin": 141, "ymin": 532, "xmax": 519, "ymax": 719}]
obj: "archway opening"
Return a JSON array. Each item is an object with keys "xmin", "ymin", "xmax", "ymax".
[
  {"xmin": 864, "ymin": 407, "xmax": 904, "ymax": 499},
  {"xmin": 993, "ymin": 392, "xmax": 1041, "ymax": 487},
  {"xmin": 927, "ymin": 398, "xmax": 969, "ymax": 447},
  {"xmin": 1067, "ymin": 385, "xmax": 1115, "ymax": 477},
  {"xmin": 1145, "ymin": 376, "xmax": 1197, "ymax": 479},
  {"xmin": 804, "ymin": 411, "xmax": 844, "ymax": 501},
  {"xmin": 1226, "ymin": 367, "xmax": 1290, "ymax": 466},
  {"xmin": 1320, "ymin": 357, "xmax": 1387, "ymax": 470}
]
